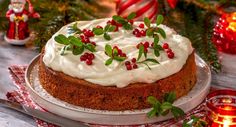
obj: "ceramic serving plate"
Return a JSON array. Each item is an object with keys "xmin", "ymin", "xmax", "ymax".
[{"xmin": 25, "ymin": 54, "xmax": 211, "ymax": 125}]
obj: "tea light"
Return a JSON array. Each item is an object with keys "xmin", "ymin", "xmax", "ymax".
[{"xmin": 206, "ymin": 90, "xmax": 236, "ymax": 127}]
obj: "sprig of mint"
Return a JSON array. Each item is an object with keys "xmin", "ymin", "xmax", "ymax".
[
  {"xmin": 92, "ymin": 24, "xmax": 116, "ymax": 40},
  {"xmin": 67, "ymin": 23, "xmax": 82, "ymax": 35},
  {"xmin": 54, "ymin": 34, "xmax": 96, "ymax": 55},
  {"xmin": 112, "ymin": 12, "xmax": 136, "ymax": 30},
  {"xmin": 145, "ymin": 15, "xmax": 166, "ymax": 39},
  {"xmin": 104, "ymin": 44, "xmax": 126, "ymax": 66},
  {"xmin": 183, "ymin": 116, "xmax": 208, "ymax": 127},
  {"xmin": 147, "ymin": 92, "xmax": 185, "ymax": 119}
]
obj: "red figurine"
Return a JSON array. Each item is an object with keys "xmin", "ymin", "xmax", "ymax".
[{"xmin": 4, "ymin": 0, "xmax": 40, "ymax": 45}]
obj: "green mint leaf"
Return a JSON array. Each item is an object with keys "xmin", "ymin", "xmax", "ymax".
[
  {"xmin": 155, "ymin": 45, "xmax": 163, "ymax": 50},
  {"xmin": 161, "ymin": 102, "xmax": 173, "ymax": 111},
  {"xmin": 104, "ymin": 33, "xmax": 111, "ymax": 40},
  {"xmin": 105, "ymin": 24, "xmax": 111, "ymax": 32},
  {"xmin": 85, "ymin": 43, "xmax": 96, "ymax": 52},
  {"xmin": 113, "ymin": 48, "xmax": 119, "ymax": 56},
  {"xmin": 156, "ymin": 27, "xmax": 166, "ymax": 38},
  {"xmin": 108, "ymin": 25, "xmax": 116, "ymax": 32},
  {"xmin": 147, "ymin": 108, "xmax": 157, "ymax": 118},
  {"xmin": 154, "ymin": 36, "xmax": 159, "ymax": 45},
  {"xmin": 137, "ymin": 45, "xmax": 144, "ymax": 61},
  {"xmin": 144, "ymin": 17, "xmax": 151, "ymax": 28},
  {"xmin": 105, "ymin": 44, "xmax": 113, "ymax": 57},
  {"xmin": 171, "ymin": 106, "xmax": 185, "ymax": 119},
  {"xmin": 112, "ymin": 15, "xmax": 126, "ymax": 24},
  {"xmin": 123, "ymin": 23, "xmax": 133, "ymax": 30},
  {"xmin": 146, "ymin": 28, "xmax": 154, "ymax": 37},
  {"xmin": 72, "ymin": 46, "xmax": 84, "ymax": 55},
  {"xmin": 93, "ymin": 28, "xmax": 104, "ymax": 35},
  {"xmin": 68, "ymin": 36, "xmax": 83, "ymax": 47},
  {"xmin": 154, "ymin": 50, "xmax": 160, "ymax": 57},
  {"xmin": 54, "ymin": 34, "xmax": 70, "ymax": 45},
  {"xmin": 147, "ymin": 96, "xmax": 157, "ymax": 105},
  {"xmin": 182, "ymin": 121, "xmax": 191, "ymax": 127},
  {"xmin": 156, "ymin": 15, "xmax": 164, "ymax": 26},
  {"xmin": 144, "ymin": 58, "xmax": 160, "ymax": 64},
  {"xmin": 105, "ymin": 58, "xmax": 113, "ymax": 66},
  {"xmin": 164, "ymin": 92, "xmax": 176, "ymax": 103},
  {"xmin": 113, "ymin": 56, "xmax": 126, "ymax": 61},
  {"xmin": 127, "ymin": 12, "xmax": 136, "ymax": 20}
]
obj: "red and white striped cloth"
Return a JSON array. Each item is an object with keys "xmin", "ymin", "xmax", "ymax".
[{"xmin": 7, "ymin": 65, "xmax": 209, "ymax": 127}]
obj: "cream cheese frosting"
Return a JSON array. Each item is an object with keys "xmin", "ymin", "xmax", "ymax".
[{"xmin": 43, "ymin": 18, "xmax": 193, "ymax": 88}]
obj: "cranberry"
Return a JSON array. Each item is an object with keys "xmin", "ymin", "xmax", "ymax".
[
  {"xmin": 121, "ymin": 53, "xmax": 127, "ymax": 57},
  {"xmin": 167, "ymin": 51, "xmax": 175, "ymax": 59},
  {"xmin": 140, "ymin": 30, "xmax": 146, "ymax": 36},
  {"xmin": 126, "ymin": 64, "xmax": 132, "ymax": 70},
  {"xmin": 131, "ymin": 58, "xmax": 136, "ymax": 63},
  {"xmin": 86, "ymin": 59, "xmax": 93, "ymax": 65},
  {"xmin": 96, "ymin": 25, "xmax": 103, "ymax": 29},
  {"xmin": 88, "ymin": 53, "xmax": 95, "ymax": 60},
  {"xmin": 118, "ymin": 49, "xmax": 123, "ymax": 55},
  {"xmin": 151, "ymin": 42, "xmax": 154, "ymax": 47},
  {"xmin": 80, "ymin": 55, "xmax": 87, "ymax": 61},
  {"xmin": 135, "ymin": 33, "xmax": 142, "ymax": 37},
  {"xmin": 91, "ymin": 42, "xmax": 96, "ymax": 46},
  {"xmin": 144, "ymin": 41, "xmax": 149, "ymax": 48},
  {"xmin": 139, "ymin": 23, "xmax": 144, "ymax": 28},
  {"xmin": 162, "ymin": 43, "xmax": 169, "ymax": 49},
  {"xmin": 133, "ymin": 64, "xmax": 138, "ymax": 69},
  {"xmin": 166, "ymin": 48, "xmax": 172, "ymax": 53},
  {"xmin": 125, "ymin": 61, "xmax": 131, "ymax": 65},
  {"xmin": 129, "ymin": 20, "xmax": 134, "ymax": 25}
]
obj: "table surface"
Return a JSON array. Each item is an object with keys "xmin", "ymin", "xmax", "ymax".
[{"xmin": 0, "ymin": 33, "xmax": 236, "ymax": 126}]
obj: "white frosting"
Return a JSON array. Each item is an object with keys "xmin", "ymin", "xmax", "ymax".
[{"xmin": 43, "ymin": 18, "xmax": 193, "ymax": 88}]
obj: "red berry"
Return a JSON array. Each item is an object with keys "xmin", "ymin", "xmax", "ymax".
[
  {"xmin": 80, "ymin": 35, "xmax": 85, "ymax": 39},
  {"xmin": 139, "ymin": 23, "xmax": 144, "ymax": 28},
  {"xmin": 86, "ymin": 59, "xmax": 93, "ymax": 65},
  {"xmin": 88, "ymin": 53, "xmax": 95, "ymax": 60},
  {"xmin": 121, "ymin": 53, "xmax": 127, "ymax": 57},
  {"xmin": 125, "ymin": 61, "xmax": 131, "ymax": 65},
  {"xmin": 91, "ymin": 41, "xmax": 96, "ymax": 46},
  {"xmin": 126, "ymin": 64, "xmax": 132, "ymax": 70},
  {"xmin": 167, "ymin": 51, "xmax": 175, "ymax": 59},
  {"xmin": 80, "ymin": 55, "xmax": 87, "ymax": 61},
  {"xmin": 107, "ymin": 20, "xmax": 112, "ymax": 24},
  {"xmin": 82, "ymin": 29, "xmax": 87, "ymax": 33},
  {"xmin": 129, "ymin": 20, "xmax": 134, "ymax": 25},
  {"xmin": 133, "ymin": 64, "xmax": 138, "ymax": 69},
  {"xmin": 136, "ymin": 44, "xmax": 141, "ymax": 49},
  {"xmin": 135, "ymin": 33, "xmax": 141, "ymax": 37},
  {"xmin": 162, "ymin": 43, "xmax": 169, "ymax": 49},
  {"xmin": 140, "ymin": 30, "xmax": 146, "ymax": 36},
  {"xmin": 111, "ymin": 20, "xmax": 116, "ymax": 25},
  {"xmin": 166, "ymin": 48, "xmax": 172, "ymax": 53},
  {"xmin": 131, "ymin": 58, "xmax": 136, "ymax": 63},
  {"xmin": 118, "ymin": 49, "xmax": 123, "ymax": 55},
  {"xmin": 96, "ymin": 25, "xmax": 103, "ymax": 29},
  {"xmin": 151, "ymin": 42, "xmax": 154, "ymax": 47},
  {"xmin": 144, "ymin": 41, "xmax": 149, "ymax": 48}
]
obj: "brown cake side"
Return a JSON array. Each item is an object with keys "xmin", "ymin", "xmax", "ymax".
[{"xmin": 38, "ymin": 52, "xmax": 197, "ymax": 111}]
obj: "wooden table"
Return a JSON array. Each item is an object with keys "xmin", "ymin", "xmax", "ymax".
[{"xmin": 0, "ymin": 32, "xmax": 236, "ymax": 126}]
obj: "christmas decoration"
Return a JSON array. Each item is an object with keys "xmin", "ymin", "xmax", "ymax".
[
  {"xmin": 212, "ymin": 12, "xmax": 236, "ymax": 54},
  {"xmin": 4, "ymin": 0, "xmax": 39, "ymax": 45},
  {"xmin": 116, "ymin": 0, "xmax": 158, "ymax": 21}
]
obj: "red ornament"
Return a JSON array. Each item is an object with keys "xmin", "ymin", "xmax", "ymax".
[{"xmin": 212, "ymin": 12, "xmax": 236, "ymax": 54}]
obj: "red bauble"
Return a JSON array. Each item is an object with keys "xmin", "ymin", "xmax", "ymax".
[{"xmin": 212, "ymin": 12, "xmax": 236, "ymax": 54}]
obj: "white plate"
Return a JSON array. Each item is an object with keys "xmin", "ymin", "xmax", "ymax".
[{"xmin": 25, "ymin": 54, "xmax": 211, "ymax": 125}]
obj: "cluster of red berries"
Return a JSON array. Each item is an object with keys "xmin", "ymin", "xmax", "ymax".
[
  {"xmin": 132, "ymin": 23, "xmax": 146, "ymax": 37},
  {"xmin": 80, "ymin": 52, "xmax": 95, "ymax": 65},
  {"xmin": 80, "ymin": 34, "xmax": 96, "ymax": 46},
  {"xmin": 162, "ymin": 43, "xmax": 175, "ymax": 59},
  {"xmin": 136, "ymin": 41, "xmax": 150, "ymax": 53},
  {"xmin": 112, "ymin": 46, "xmax": 127, "ymax": 57},
  {"xmin": 125, "ymin": 58, "xmax": 138, "ymax": 70}
]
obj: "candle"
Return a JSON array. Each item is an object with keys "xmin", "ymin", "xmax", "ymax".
[{"xmin": 206, "ymin": 90, "xmax": 236, "ymax": 127}]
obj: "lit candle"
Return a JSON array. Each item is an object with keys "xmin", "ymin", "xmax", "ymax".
[{"xmin": 206, "ymin": 90, "xmax": 236, "ymax": 127}]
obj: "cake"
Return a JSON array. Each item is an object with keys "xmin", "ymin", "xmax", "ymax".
[{"xmin": 38, "ymin": 16, "xmax": 197, "ymax": 111}]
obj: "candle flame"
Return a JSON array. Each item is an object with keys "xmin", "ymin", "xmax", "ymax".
[
  {"xmin": 223, "ymin": 117, "xmax": 232, "ymax": 127},
  {"xmin": 227, "ymin": 12, "xmax": 236, "ymax": 32}
]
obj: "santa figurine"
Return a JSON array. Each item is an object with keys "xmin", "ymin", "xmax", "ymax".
[{"xmin": 4, "ymin": 0, "xmax": 40, "ymax": 45}]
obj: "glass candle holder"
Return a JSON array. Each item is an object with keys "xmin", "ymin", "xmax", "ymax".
[{"xmin": 206, "ymin": 90, "xmax": 236, "ymax": 127}]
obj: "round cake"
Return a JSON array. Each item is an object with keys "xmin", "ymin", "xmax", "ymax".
[{"xmin": 38, "ymin": 17, "xmax": 197, "ymax": 111}]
